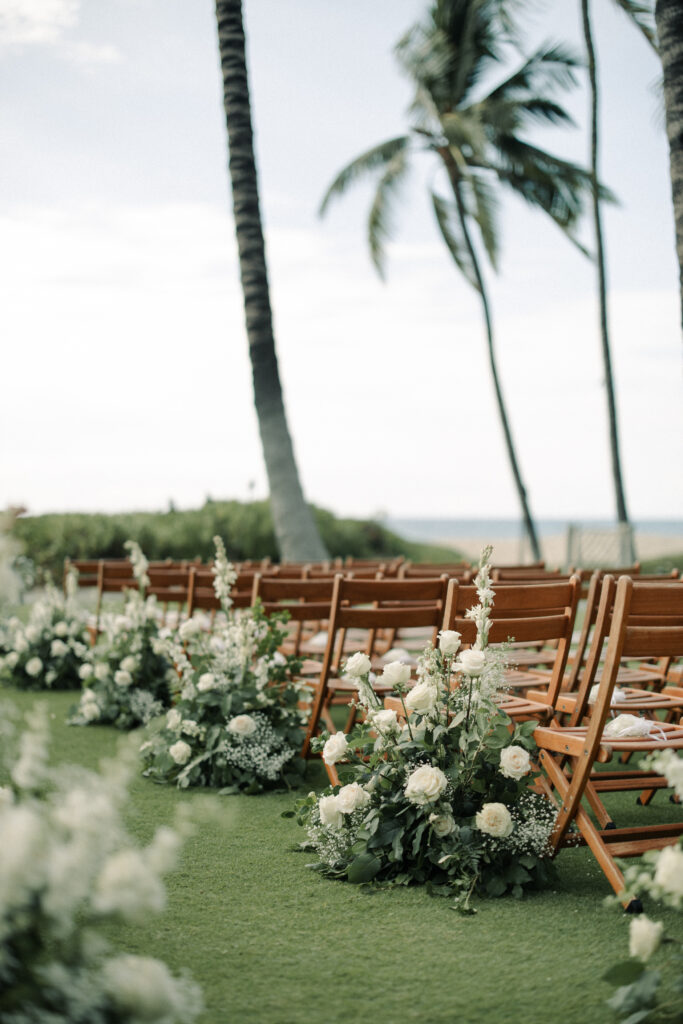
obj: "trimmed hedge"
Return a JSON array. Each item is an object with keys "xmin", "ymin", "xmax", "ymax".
[{"xmin": 13, "ymin": 501, "xmax": 462, "ymax": 579}]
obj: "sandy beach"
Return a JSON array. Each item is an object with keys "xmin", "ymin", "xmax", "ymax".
[{"xmin": 437, "ymin": 531, "xmax": 683, "ymax": 567}]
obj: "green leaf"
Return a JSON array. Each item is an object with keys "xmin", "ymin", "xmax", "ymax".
[
  {"xmin": 347, "ymin": 853, "xmax": 382, "ymax": 885},
  {"xmin": 603, "ymin": 961, "xmax": 646, "ymax": 986}
]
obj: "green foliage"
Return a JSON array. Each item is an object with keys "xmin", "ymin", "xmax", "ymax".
[{"xmin": 12, "ymin": 501, "xmax": 461, "ymax": 580}]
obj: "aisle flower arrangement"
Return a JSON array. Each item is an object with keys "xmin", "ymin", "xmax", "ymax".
[
  {"xmin": 0, "ymin": 703, "xmax": 203, "ymax": 1024},
  {"xmin": 70, "ymin": 542, "xmax": 175, "ymax": 729},
  {"xmin": 603, "ymin": 751, "xmax": 683, "ymax": 1023},
  {"xmin": 0, "ymin": 572, "xmax": 89, "ymax": 691},
  {"xmin": 140, "ymin": 537, "xmax": 307, "ymax": 793},
  {"xmin": 294, "ymin": 549, "xmax": 554, "ymax": 907}
]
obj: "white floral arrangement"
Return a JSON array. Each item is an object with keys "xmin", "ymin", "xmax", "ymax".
[
  {"xmin": 69, "ymin": 544, "xmax": 174, "ymax": 729},
  {"xmin": 603, "ymin": 751, "xmax": 683, "ymax": 1022},
  {"xmin": 0, "ymin": 572, "xmax": 89, "ymax": 691},
  {"xmin": 140, "ymin": 537, "xmax": 308, "ymax": 793},
  {"xmin": 293, "ymin": 548, "xmax": 555, "ymax": 907},
  {"xmin": 0, "ymin": 703, "xmax": 203, "ymax": 1023}
]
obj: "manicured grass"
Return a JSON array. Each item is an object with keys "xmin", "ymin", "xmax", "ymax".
[{"xmin": 2, "ymin": 686, "xmax": 682, "ymax": 1024}]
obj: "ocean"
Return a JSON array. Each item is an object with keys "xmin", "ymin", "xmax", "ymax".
[{"xmin": 386, "ymin": 518, "xmax": 683, "ymax": 544}]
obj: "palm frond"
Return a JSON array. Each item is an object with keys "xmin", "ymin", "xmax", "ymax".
[
  {"xmin": 486, "ymin": 42, "xmax": 582, "ymax": 104},
  {"xmin": 465, "ymin": 172, "xmax": 499, "ymax": 270},
  {"xmin": 319, "ymin": 137, "xmax": 410, "ymax": 217},
  {"xmin": 367, "ymin": 149, "xmax": 410, "ymax": 278},
  {"xmin": 613, "ymin": 0, "xmax": 657, "ymax": 50},
  {"xmin": 430, "ymin": 189, "xmax": 480, "ymax": 291}
]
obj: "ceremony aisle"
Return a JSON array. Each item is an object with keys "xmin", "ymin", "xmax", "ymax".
[{"xmin": 2, "ymin": 686, "xmax": 681, "ymax": 1024}]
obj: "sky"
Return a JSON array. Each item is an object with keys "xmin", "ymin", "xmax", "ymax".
[{"xmin": 1, "ymin": 0, "xmax": 681, "ymax": 525}]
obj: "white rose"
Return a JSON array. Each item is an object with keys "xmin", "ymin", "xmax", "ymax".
[
  {"xmin": 629, "ymin": 916, "xmax": 663, "ymax": 962},
  {"xmin": 78, "ymin": 662, "xmax": 94, "ymax": 680},
  {"xmin": 404, "ymin": 681, "xmax": 438, "ymax": 716},
  {"xmin": 120, "ymin": 655, "xmax": 137, "ymax": 673},
  {"xmin": 318, "ymin": 794, "xmax": 343, "ymax": 828},
  {"xmin": 166, "ymin": 708, "xmax": 182, "ymax": 731},
  {"xmin": 499, "ymin": 745, "xmax": 532, "ymax": 781},
  {"xmin": 382, "ymin": 647, "xmax": 411, "ymax": 664},
  {"xmin": 404, "ymin": 764, "xmax": 448, "ymax": 805},
  {"xmin": 372, "ymin": 708, "xmax": 399, "ymax": 735},
  {"xmin": 322, "ymin": 732, "xmax": 349, "ymax": 765},
  {"xmin": 14, "ymin": 636, "xmax": 28, "ymax": 653},
  {"xmin": 475, "ymin": 802, "xmax": 513, "ymax": 838},
  {"xmin": 25, "ymin": 657, "xmax": 43, "ymax": 677},
  {"xmin": 54, "ymin": 621, "xmax": 69, "ymax": 637},
  {"xmin": 381, "ymin": 661, "xmax": 411, "ymax": 688},
  {"xmin": 227, "ymin": 714, "xmax": 257, "ymax": 738},
  {"xmin": 654, "ymin": 845, "xmax": 683, "ymax": 897},
  {"xmin": 439, "ymin": 630, "xmax": 461, "ymax": 656},
  {"xmin": 197, "ymin": 673, "xmax": 217, "ymax": 693},
  {"xmin": 114, "ymin": 669, "xmax": 132, "ymax": 688},
  {"xmin": 25, "ymin": 626, "xmax": 40, "ymax": 644},
  {"xmin": 5, "ymin": 651, "xmax": 19, "ymax": 668},
  {"xmin": 344, "ymin": 652, "xmax": 372, "ymax": 677},
  {"xmin": 46, "ymin": 670, "xmax": 57, "ymax": 685},
  {"xmin": 94, "ymin": 662, "xmax": 110, "ymax": 681},
  {"xmin": 81, "ymin": 700, "xmax": 100, "ymax": 722},
  {"xmin": 457, "ymin": 650, "xmax": 486, "ymax": 677},
  {"xmin": 429, "ymin": 812, "xmax": 456, "ymax": 837},
  {"xmin": 336, "ymin": 782, "xmax": 371, "ymax": 814},
  {"xmin": 169, "ymin": 740, "xmax": 192, "ymax": 765}
]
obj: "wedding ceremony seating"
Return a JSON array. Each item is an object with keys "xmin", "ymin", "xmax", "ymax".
[{"xmin": 532, "ymin": 575, "xmax": 683, "ymax": 906}]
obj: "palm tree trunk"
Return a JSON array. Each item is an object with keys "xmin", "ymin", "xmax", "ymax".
[
  {"xmin": 656, "ymin": 0, "xmax": 683, "ymax": 335},
  {"xmin": 444, "ymin": 156, "xmax": 541, "ymax": 562},
  {"xmin": 581, "ymin": 0, "xmax": 634, "ymax": 559},
  {"xmin": 215, "ymin": 0, "xmax": 328, "ymax": 562}
]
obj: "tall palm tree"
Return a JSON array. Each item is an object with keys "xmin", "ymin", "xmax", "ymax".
[
  {"xmin": 580, "ymin": 0, "xmax": 656, "ymax": 561},
  {"xmin": 215, "ymin": 0, "xmax": 328, "ymax": 561},
  {"xmin": 320, "ymin": 0, "xmax": 597, "ymax": 561},
  {"xmin": 655, "ymin": 0, "xmax": 683, "ymax": 333}
]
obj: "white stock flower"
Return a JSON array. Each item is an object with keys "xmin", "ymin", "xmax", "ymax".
[
  {"xmin": 322, "ymin": 732, "xmax": 348, "ymax": 765},
  {"xmin": 337, "ymin": 782, "xmax": 371, "ymax": 814},
  {"xmin": 50, "ymin": 639, "xmax": 68, "ymax": 657},
  {"xmin": 344, "ymin": 652, "xmax": 372, "ymax": 677},
  {"xmin": 318, "ymin": 794, "xmax": 343, "ymax": 828},
  {"xmin": 629, "ymin": 916, "xmax": 663, "ymax": 962},
  {"xmin": 25, "ymin": 626, "xmax": 40, "ymax": 644},
  {"xmin": 54, "ymin": 621, "xmax": 69, "ymax": 637},
  {"xmin": 439, "ymin": 630, "xmax": 461, "ymax": 656},
  {"xmin": 181, "ymin": 720, "xmax": 201, "ymax": 737},
  {"xmin": 25, "ymin": 657, "xmax": 43, "ymax": 677},
  {"xmin": 5, "ymin": 651, "xmax": 19, "ymax": 668},
  {"xmin": 404, "ymin": 765, "xmax": 447, "ymax": 805},
  {"xmin": 381, "ymin": 661, "xmax": 411, "ymax": 687},
  {"xmin": 371, "ymin": 708, "xmax": 399, "ymax": 735},
  {"xmin": 456, "ymin": 650, "xmax": 486, "ymax": 677},
  {"xmin": 179, "ymin": 617, "xmax": 202, "ymax": 641},
  {"xmin": 94, "ymin": 663, "xmax": 110, "ymax": 681},
  {"xmin": 499, "ymin": 746, "xmax": 532, "ymax": 781},
  {"xmin": 227, "ymin": 715, "xmax": 257, "ymax": 738},
  {"xmin": 404, "ymin": 681, "xmax": 438, "ymax": 716},
  {"xmin": 94, "ymin": 849, "xmax": 165, "ymax": 920},
  {"xmin": 78, "ymin": 662, "xmax": 94, "ymax": 680},
  {"xmin": 80, "ymin": 700, "xmax": 100, "ymax": 722},
  {"xmin": 654, "ymin": 845, "xmax": 683, "ymax": 897},
  {"xmin": 429, "ymin": 812, "xmax": 456, "ymax": 837},
  {"xmin": 197, "ymin": 673, "xmax": 217, "ymax": 693},
  {"xmin": 166, "ymin": 709, "xmax": 182, "ymax": 732},
  {"xmin": 14, "ymin": 635, "xmax": 28, "ymax": 653},
  {"xmin": 169, "ymin": 740, "xmax": 192, "ymax": 765},
  {"xmin": 475, "ymin": 803, "xmax": 513, "ymax": 838},
  {"xmin": 114, "ymin": 669, "xmax": 133, "ymax": 688},
  {"xmin": 101, "ymin": 954, "xmax": 200, "ymax": 1021},
  {"xmin": 120, "ymin": 655, "xmax": 137, "ymax": 673}
]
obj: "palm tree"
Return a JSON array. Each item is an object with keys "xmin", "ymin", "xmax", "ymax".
[
  {"xmin": 215, "ymin": 0, "xmax": 328, "ymax": 561},
  {"xmin": 580, "ymin": 0, "xmax": 656, "ymax": 561},
  {"xmin": 320, "ymin": 0, "xmax": 597, "ymax": 561},
  {"xmin": 655, "ymin": 0, "xmax": 683, "ymax": 333}
]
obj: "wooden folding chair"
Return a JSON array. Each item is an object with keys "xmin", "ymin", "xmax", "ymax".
[
  {"xmin": 186, "ymin": 567, "xmax": 255, "ymax": 625},
  {"xmin": 534, "ymin": 575, "xmax": 683, "ymax": 907},
  {"xmin": 250, "ymin": 574, "xmax": 335, "ymax": 672},
  {"xmin": 301, "ymin": 575, "xmax": 449, "ymax": 768},
  {"xmin": 147, "ymin": 567, "xmax": 192, "ymax": 627}
]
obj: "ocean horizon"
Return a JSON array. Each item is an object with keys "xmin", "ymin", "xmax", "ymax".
[{"xmin": 386, "ymin": 517, "xmax": 683, "ymax": 543}]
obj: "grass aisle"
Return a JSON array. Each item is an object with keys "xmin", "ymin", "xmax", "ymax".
[{"xmin": 2, "ymin": 687, "xmax": 681, "ymax": 1024}]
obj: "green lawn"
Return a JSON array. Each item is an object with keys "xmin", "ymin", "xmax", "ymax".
[{"xmin": 2, "ymin": 686, "xmax": 681, "ymax": 1024}]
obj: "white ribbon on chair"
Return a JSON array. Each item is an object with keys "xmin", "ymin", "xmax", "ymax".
[{"xmin": 603, "ymin": 713, "xmax": 667, "ymax": 742}]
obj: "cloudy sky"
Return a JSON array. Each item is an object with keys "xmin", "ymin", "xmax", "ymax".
[{"xmin": 1, "ymin": 0, "xmax": 680, "ymax": 524}]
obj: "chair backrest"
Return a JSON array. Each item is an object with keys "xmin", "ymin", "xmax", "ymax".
[
  {"xmin": 302, "ymin": 574, "xmax": 450, "ymax": 755},
  {"xmin": 146, "ymin": 567, "xmax": 191, "ymax": 622},
  {"xmin": 491, "ymin": 567, "xmax": 565, "ymax": 582},
  {"xmin": 569, "ymin": 574, "xmax": 683, "ymax": 726},
  {"xmin": 442, "ymin": 576, "xmax": 582, "ymax": 708},
  {"xmin": 251, "ymin": 575, "xmax": 336, "ymax": 657},
  {"xmin": 63, "ymin": 558, "xmax": 101, "ymax": 592},
  {"xmin": 187, "ymin": 567, "xmax": 255, "ymax": 617},
  {"xmin": 582, "ymin": 575, "xmax": 683, "ymax": 742}
]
